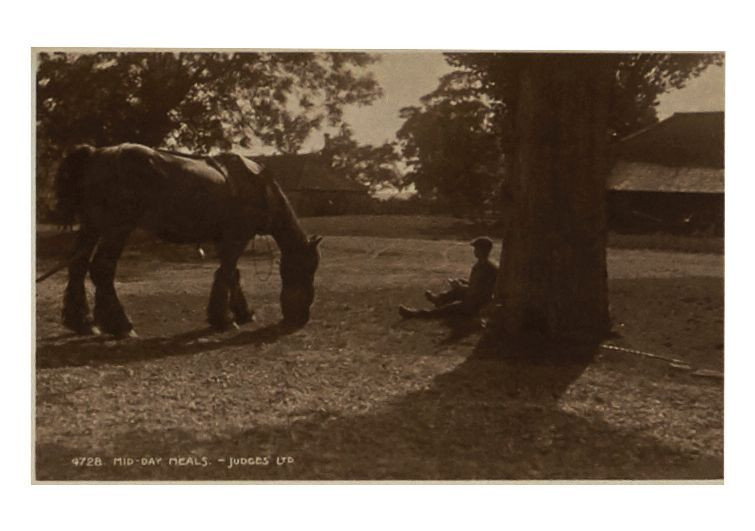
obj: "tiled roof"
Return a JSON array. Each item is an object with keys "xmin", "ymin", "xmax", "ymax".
[
  {"xmin": 250, "ymin": 153, "xmax": 366, "ymax": 193},
  {"xmin": 608, "ymin": 160, "xmax": 724, "ymax": 194},
  {"xmin": 615, "ymin": 112, "xmax": 724, "ymax": 169}
]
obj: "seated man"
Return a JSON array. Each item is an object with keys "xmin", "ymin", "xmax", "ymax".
[{"xmin": 399, "ymin": 236, "xmax": 499, "ymax": 319}]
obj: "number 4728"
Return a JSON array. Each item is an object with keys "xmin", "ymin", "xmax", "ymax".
[{"xmin": 71, "ymin": 457, "xmax": 103, "ymax": 467}]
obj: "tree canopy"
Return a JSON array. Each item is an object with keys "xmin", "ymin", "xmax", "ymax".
[
  {"xmin": 37, "ymin": 51, "xmax": 383, "ymax": 154},
  {"xmin": 444, "ymin": 52, "xmax": 722, "ymax": 139}
]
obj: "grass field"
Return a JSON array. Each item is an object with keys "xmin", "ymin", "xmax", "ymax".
[{"xmin": 34, "ymin": 216, "xmax": 724, "ymax": 481}]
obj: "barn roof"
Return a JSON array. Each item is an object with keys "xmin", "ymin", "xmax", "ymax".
[
  {"xmin": 615, "ymin": 111, "xmax": 724, "ymax": 169},
  {"xmin": 250, "ymin": 153, "xmax": 366, "ymax": 193},
  {"xmin": 608, "ymin": 161, "xmax": 724, "ymax": 194},
  {"xmin": 608, "ymin": 111, "xmax": 724, "ymax": 194}
]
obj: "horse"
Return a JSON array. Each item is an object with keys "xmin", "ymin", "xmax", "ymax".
[{"xmin": 53, "ymin": 142, "xmax": 322, "ymax": 338}]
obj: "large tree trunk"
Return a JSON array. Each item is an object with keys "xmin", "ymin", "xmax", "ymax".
[{"xmin": 489, "ymin": 54, "xmax": 614, "ymax": 347}]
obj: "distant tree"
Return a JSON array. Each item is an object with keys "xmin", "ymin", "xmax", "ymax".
[
  {"xmin": 35, "ymin": 51, "xmax": 382, "ymax": 214},
  {"xmin": 441, "ymin": 52, "xmax": 723, "ymax": 349},
  {"xmin": 396, "ymin": 70, "xmax": 505, "ymax": 215},
  {"xmin": 328, "ymin": 124, "xmax": 403, "ymax": 194}
]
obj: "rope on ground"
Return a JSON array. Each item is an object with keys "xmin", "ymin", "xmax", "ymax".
[
  {"xmin": 36, "ymin": 230, "xmax": 88, "ymax": 283},
  {"xmin": 371, "ymin": 244, "xmax": 395, "ymax": 258},
  {"xmin": 599, "ymin": 343, "xmax": 723, "ymax": 380},
  {"xmin": 251, "ymin": 235, "xmax": 275, "ymax": 281}
]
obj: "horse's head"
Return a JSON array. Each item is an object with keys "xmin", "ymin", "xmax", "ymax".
[{"xmin": 279, "ymin": 235, "xmax": 323, "ymax": 327}]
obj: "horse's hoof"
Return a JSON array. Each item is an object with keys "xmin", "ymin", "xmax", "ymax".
[
  {"xmin": 113, "ymin": 329, "xmax": 139, "ymax": 339},
  {"xmin": 235, "ymin": 312, "xmax": 255, "ymax": 325},
  {"xmin": 64, "ymin": 321, "xmax": 100, "ymax": 336},
  {"xmin": 77, "ymin": 324, "xmax": 101, "ymax": 336},
  {"xmin": 209, "ymin": 321, "xmax": 239, "ymax": 332}
]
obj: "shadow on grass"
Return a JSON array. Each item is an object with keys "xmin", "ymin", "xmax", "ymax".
[
  {"xmin": 36, "ymin": 322, "xmax": 302, "ymax": 369},
  {"xmin": 35, "ymin": 336, "xmax": 721, "ymax": 481},
  {"xmin": 438, "ymin": 316, "xmax": 485, "ymax": 346}
]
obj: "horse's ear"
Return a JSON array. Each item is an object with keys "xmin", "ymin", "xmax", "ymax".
[{"xmin": 310, "ymin": 235, "xmax": 323, "ymax": 247}]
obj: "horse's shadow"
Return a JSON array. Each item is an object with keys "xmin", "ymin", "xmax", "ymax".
[{"xmin": 35, "ymin": 322, "xmax": 301, "ymax": 369}]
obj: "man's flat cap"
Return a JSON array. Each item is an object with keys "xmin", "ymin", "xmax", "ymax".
[{"xmin": 470, "ymin": 236, "xmax": 494, "ymax": 251}]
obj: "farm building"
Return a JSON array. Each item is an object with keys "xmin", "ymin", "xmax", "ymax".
[
  {"xmin": 607, "ymin": 111, "xmax": 724, "ymax": 235},
  {"xmin": 252, "ymin": 141, "xmax": 371, "ymax": 217}
]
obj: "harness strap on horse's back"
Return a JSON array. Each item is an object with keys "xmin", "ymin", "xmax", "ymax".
[
  {"xmin": 189, "ymin": 152, "xmax": 277, "ymax": 254},
  {"xmin": 205, "ymin": 156, "xmax": 229, "ymax": 181}
]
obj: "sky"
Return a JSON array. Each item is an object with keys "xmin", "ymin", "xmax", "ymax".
[
  {"xmin": 656, "ymin": 63, "xmax": 725, "ymax": 118},
  {"xmin": 303, "ymin": 52, "xmax": 452, "ymax": 151},
  {"xmin": 342, "ymin": 52, "xmax": 453, "ymax": 146},
  {"xmin": 304, "ymin": 53, "xmax": 724, "ymax": 152}
]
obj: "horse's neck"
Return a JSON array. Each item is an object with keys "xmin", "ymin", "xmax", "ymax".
[
  {"xmin": 268, "ymin": 183, "xmax": 308, "ymax": 255},
  {"xmin": 271, "ymin": 217, "xmax": 307, "ymax": 255}
]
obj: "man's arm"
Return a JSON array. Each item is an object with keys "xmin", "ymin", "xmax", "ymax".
[{"xmin": 463, "ymin": 263, "xmax": 497, "ymax": 308}]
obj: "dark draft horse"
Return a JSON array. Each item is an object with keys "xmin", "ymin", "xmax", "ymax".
[{"xmin": 54, "ymin": 143, "xmax": 322, "ymax": 338}]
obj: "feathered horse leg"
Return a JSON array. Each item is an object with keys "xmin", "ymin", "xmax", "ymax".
[
  {"xmin": 208, "ymin": 238, "xmax": 252, "ymax": 330},
  {"xmin": 229, "ymin": 267, "xmax": 254, "ymax": 324},
  {"xmin": 61, "ymin": 226, "xmax": 99, "ymax": 335},
  {"xmin": 90, "ymin": 227, "xmax": 135, "ymax": 338}
]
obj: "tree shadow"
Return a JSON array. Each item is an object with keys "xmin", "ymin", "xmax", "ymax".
[
  {"xmin": 438, "ymin": 316, "xmax": 485, "ymax": 346},
  {"xmin": 394, "ymin": 312, "xmax": 486, "ymax": 347},
  {"xmin": 35, "ymin": 333, "xmax": 722, "ymax": 481},
  {"xmin": 35, "ymin": 321, "xmax": 302, "ymax": 369}
]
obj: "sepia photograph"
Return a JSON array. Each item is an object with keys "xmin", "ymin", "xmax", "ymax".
[{"xmin": 33, "ymin": 48, "xmax": 725, "ymax": 483}]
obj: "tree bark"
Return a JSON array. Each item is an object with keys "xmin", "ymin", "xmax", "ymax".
[{"xmin": 489, "ymin": 54, "xmax": 614, "ymax": 347}]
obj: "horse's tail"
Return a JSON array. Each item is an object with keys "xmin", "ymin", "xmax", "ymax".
[{"xmin": 54, "ymin": 144, "xmax": 95, "ymax": 227}]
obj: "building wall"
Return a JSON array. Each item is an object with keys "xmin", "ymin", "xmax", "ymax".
[
  {"xmin": 287, "ymin": 191, "xmax": 374, "ymax": 217},
  {"xmin": 607, "ymin": 191, "xmax": 723, "ymax": 235}
]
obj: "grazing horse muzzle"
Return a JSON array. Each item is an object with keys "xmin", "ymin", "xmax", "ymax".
[
  {"xmin": 280, "ymin": 284, "xmax": 314, "ymax": 326},
  {"xmin": 278, "ymin": 235, "xmax": 322, "ymax": 326}
]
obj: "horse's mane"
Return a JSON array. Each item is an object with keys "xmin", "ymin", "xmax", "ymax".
[{"xmin": 156, "ymin": 148, "xmax": 263, "ymax": 166}]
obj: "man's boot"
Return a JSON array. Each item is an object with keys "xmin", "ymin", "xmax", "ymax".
[
  {"xmin": 424, "ymin": 290, "xmax": 443, "ymax": 307},
  {"xmin": 399, "ymin": 305, "xmax": 426, "ymax": 318}
]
